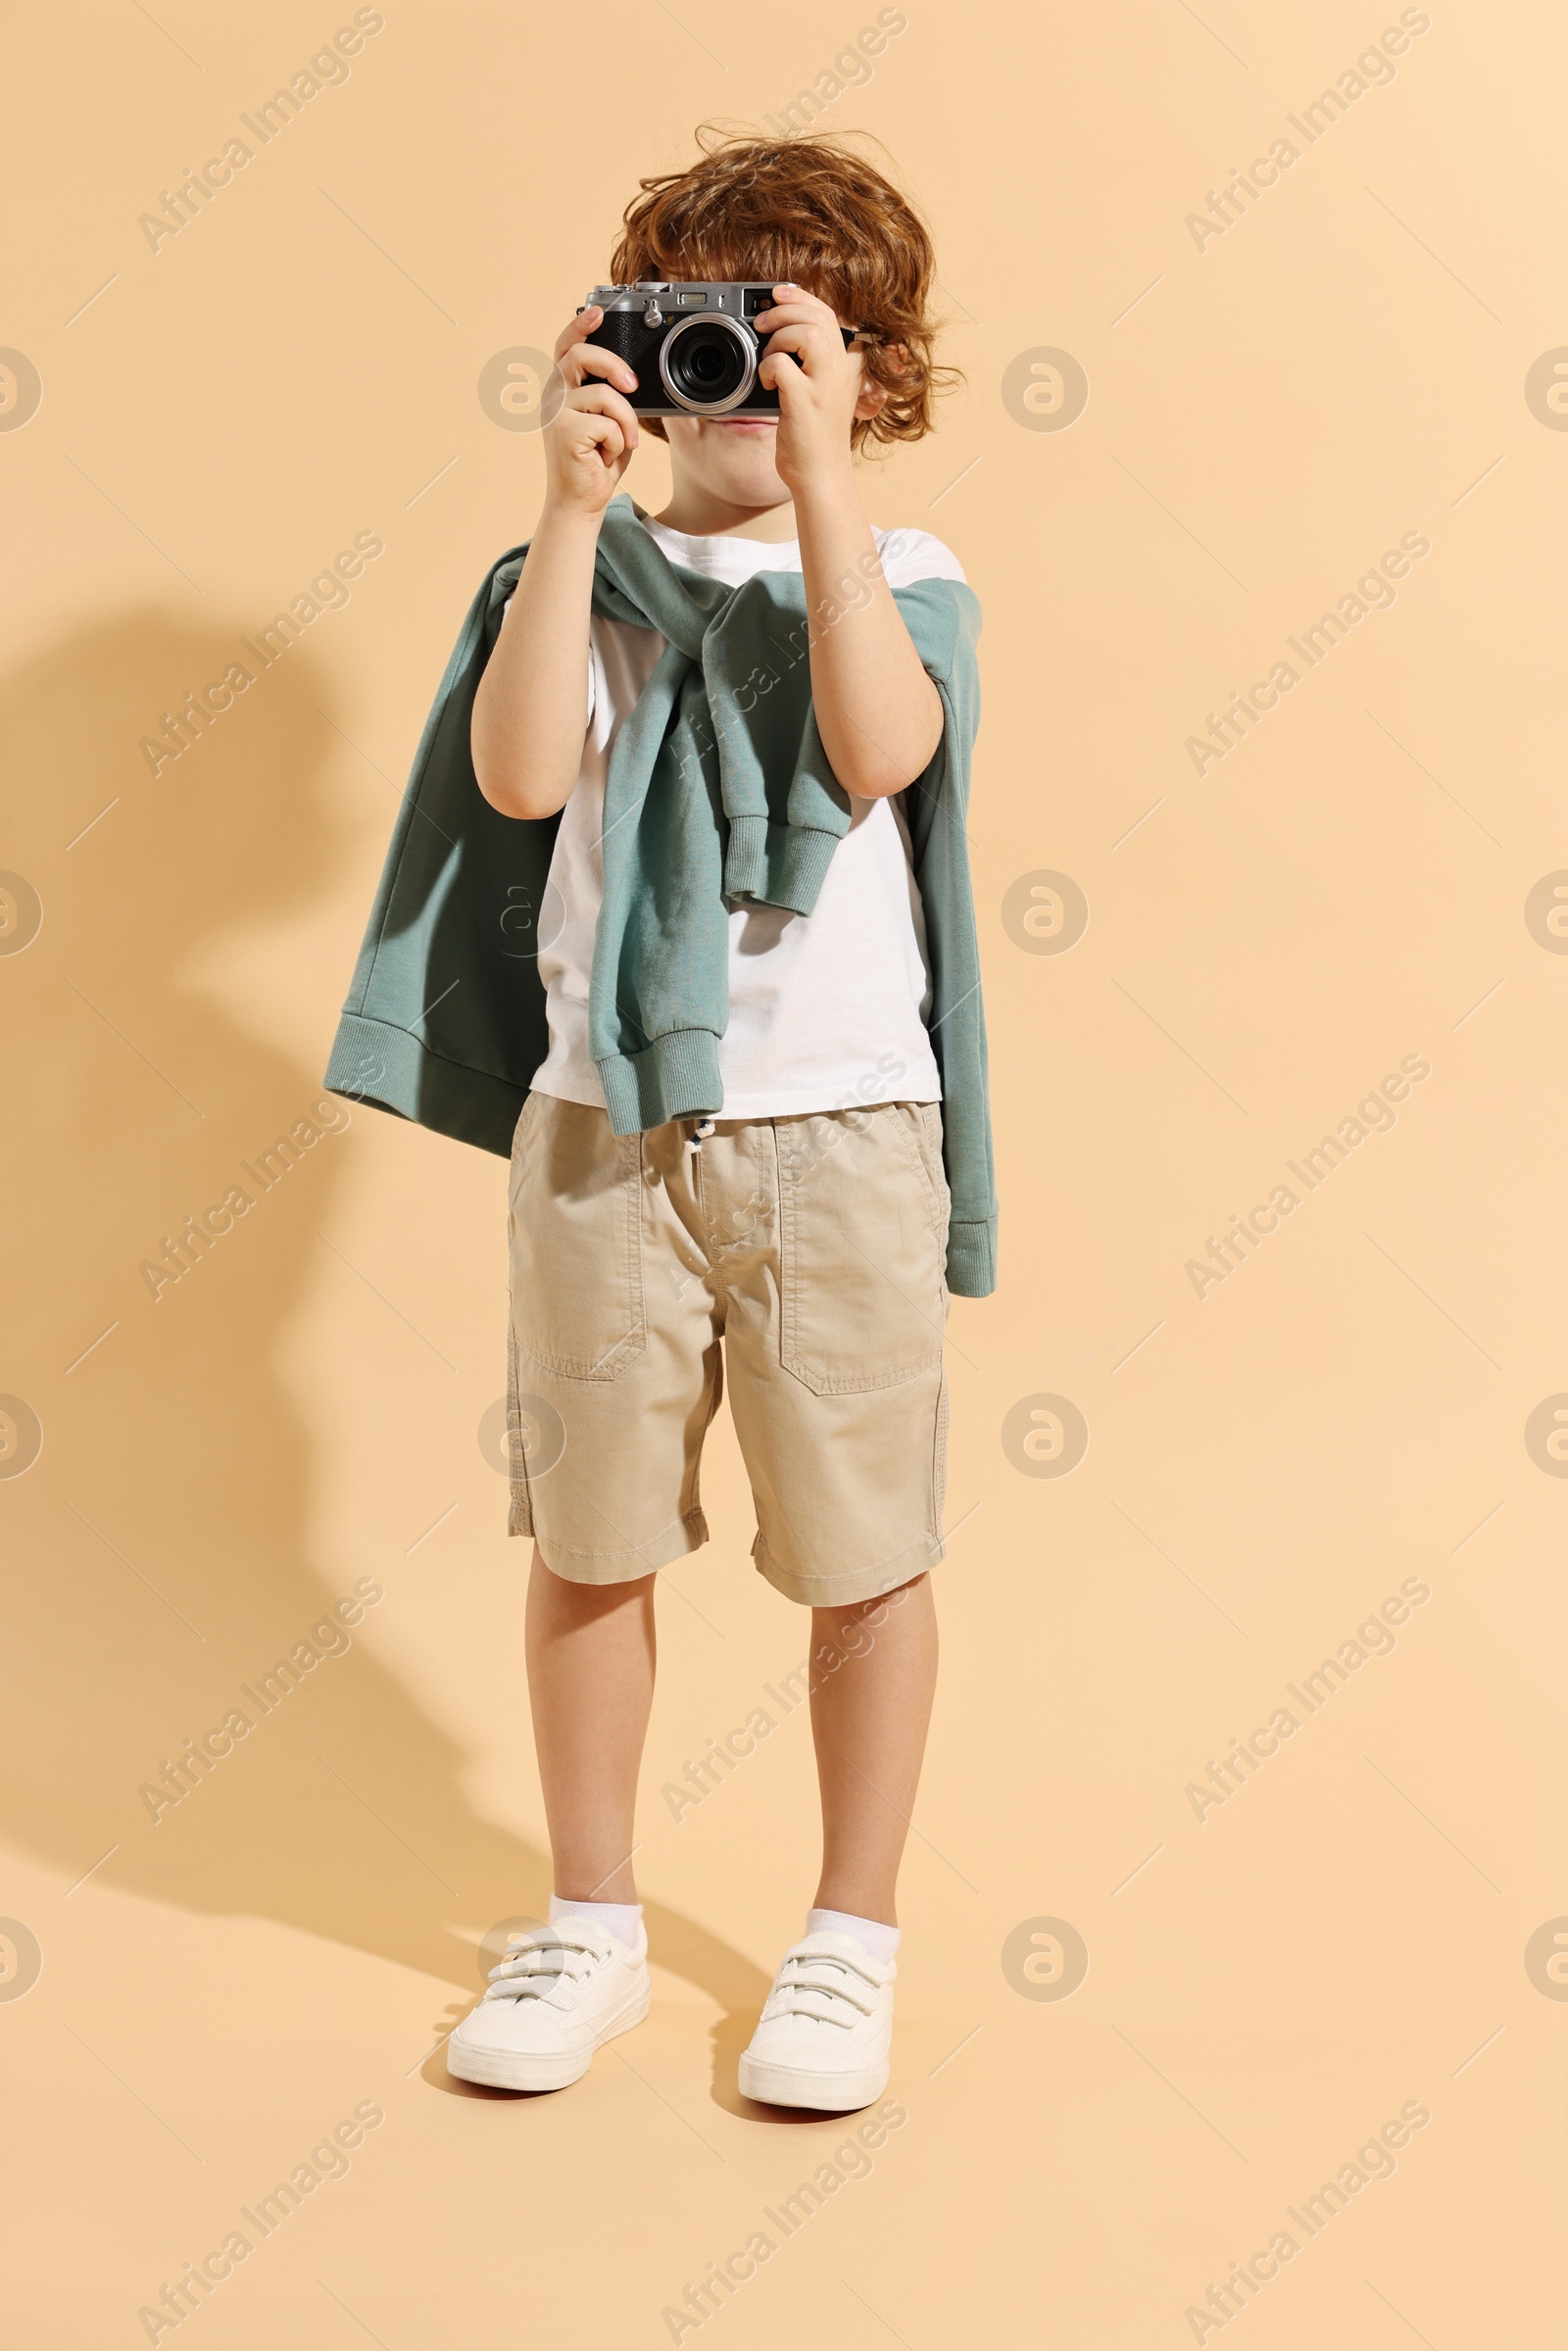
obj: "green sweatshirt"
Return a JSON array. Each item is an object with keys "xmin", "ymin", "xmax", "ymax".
[{"xmin": 323, "ymin": 494, "xmax": 998, "ymax": 1296}]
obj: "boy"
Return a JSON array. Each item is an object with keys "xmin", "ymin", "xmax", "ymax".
[{"xmin": 326, "ymin": 131, "xmax": 995, "ymax": 2110}]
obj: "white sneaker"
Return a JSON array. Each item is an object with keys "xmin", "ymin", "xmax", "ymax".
[
  {"xmin": 737, "ymin": 1931, "xmax": 895, "ymax": 2112},
  {"xmin": 447, "ymin": 1920, "xmax": 651, "ymax": 2092}
]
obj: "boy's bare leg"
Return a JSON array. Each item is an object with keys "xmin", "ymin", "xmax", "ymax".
[
  {"xmin": 525, "ymin": 1549, "xmax": 656, "ymax": 1904},
  {"xmin": 808, "ymin": 1574, "xmax": 939, "ymax": 1927}
]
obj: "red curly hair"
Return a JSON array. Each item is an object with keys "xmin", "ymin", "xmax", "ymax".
[{"xmin": 606, "ymin": 125, "xmax": 959, "ymax": 454}]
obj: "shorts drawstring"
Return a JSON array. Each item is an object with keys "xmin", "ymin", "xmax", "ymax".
[{"xmin": 685, "ymin": 1115, "xmax": 717, "ymax": 1155}]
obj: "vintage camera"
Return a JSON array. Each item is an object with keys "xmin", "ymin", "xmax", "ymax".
[{"xmin": 578, "ymin": 282, "xmax": 861, "ymax": 416}]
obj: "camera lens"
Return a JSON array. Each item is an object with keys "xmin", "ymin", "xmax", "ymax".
[
  {"xmin": 659, "ymin": 314, "xmax": 757, "ymax": 414},
  {"xmin": 668, "ymin": 323, "xmax": 744, "ymax": 403}
]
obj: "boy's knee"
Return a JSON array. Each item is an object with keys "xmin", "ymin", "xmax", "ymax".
[
  {"xmin": 531, "ymin": 1546, "xmax": 655, "ymax": 1606},
  {"xmin": 816, "ymin": 1571, "xmax": 928, "ymax": 1641}
]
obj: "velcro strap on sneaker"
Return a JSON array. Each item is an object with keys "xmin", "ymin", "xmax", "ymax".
[
  {"xmin": 484, "ymin": 1925, "xmax": 613, "ymax": 1999},
  {"xmin": 774, "ymin": 1985, "xmax": 868, "ymax": 2028},
  {"xmin": 777, "ymin": 1961, "xmax": 878, "ymax": 2014}
]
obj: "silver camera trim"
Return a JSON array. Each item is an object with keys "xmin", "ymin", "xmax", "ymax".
[{"xmin": 656, "ymin": 310, "xmax": 759, "ymax": 415}]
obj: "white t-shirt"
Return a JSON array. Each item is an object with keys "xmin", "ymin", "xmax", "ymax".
[{"xmin": 514, "ymin": 512, "xmax": 966, "ymax": 1120}]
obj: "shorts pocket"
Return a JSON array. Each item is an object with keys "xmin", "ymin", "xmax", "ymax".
[
  {"xmin": 904, "ymin": 1101, "xmax": 953, "ymax": 1252},
  {"xmin": 509, "ymin": 1093, "xmax": 646, "ymax": 1382},
  {"xmin": 776, "ymin": 1104, "xmax": 948, "ymax": 1396}
]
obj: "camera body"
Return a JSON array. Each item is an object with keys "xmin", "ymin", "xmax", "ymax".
[{"xmin": 579, "ymin": 282, "xmax": 859, "ymax": 417}]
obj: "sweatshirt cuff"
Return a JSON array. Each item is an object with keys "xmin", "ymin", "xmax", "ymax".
[
  {"xmin": 597, "ymin": 1028, "xmax": 724, "ymax": 1137},
  {"xmin": 945, "ymin": 1218, "xmax": 998, "ymax": 1299},
  {"xmin": 722, "ymin": 817, "xmax": 841, "ymax": 915},
  {"xmin": 323, "ymin": 1010, "xmax": 524, "ymax": 1158}
]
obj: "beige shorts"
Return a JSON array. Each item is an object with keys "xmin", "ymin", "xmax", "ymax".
[{"xmin": 505, "ymin": 1092, "xmax": 952, "ymax": 1607}]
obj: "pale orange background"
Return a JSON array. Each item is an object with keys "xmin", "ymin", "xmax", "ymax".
[{"xmin": 3, "ymin": 2, "xmax": 1563, "ymax": 2342}]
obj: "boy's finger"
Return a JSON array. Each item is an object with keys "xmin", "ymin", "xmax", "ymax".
[
  {"xmin": 553, "ymin": 307, "xmax": 602, "ymax": 360},
  {"xmin": 760, "ymin": 324, "xmax": 823, "ymax": 370},
  {"xmin": 757, "ymin": 285, "xmax": 836, "ymax": 326},
  {"xmin": 570, "ymin": 382, "xmax": 640, "ymax": 444},
  {"xmin": 757, "ymin": 317, "xmax": 840, "ymax": 362},
  {"xmin": 757, "ymin": 349, "xmax": 803, "ymax": 391},
  {"xmin": 562, "ymin": 343, "xmax": 640, "ymax": 394},
  {"xmin": 573, "ymin": 379, "xmax": 640, "ymax": 418},
  {"xmin": 576, "ymin": 411, "xmax": 627, "ymax": 461}
]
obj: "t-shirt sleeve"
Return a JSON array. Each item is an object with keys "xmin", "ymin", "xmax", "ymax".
[
  {"xmin": 500, "ymin": 591, "xmax": 596, "ymax": 728},
  {"xmin": 876, "ymin": 528, "xmax": 968, "ymax": 588}
]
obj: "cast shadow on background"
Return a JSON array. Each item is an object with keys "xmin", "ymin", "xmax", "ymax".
[{"xmin": 0, "ymin": 609, "xmax": 771, "ymax": 2113}]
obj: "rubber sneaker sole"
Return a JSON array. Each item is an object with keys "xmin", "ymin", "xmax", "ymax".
[
  {"xmin": 446, "ymin": 1981, "xmax": 651, "ymax": 2093},
  {"xmin": 737, "ymin": 2051, "xmax": 889, "ymax": 2113}
]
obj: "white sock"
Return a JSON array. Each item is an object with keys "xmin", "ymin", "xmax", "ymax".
[
  {"xmin": 807, "ymin": 1906, "xmax": 901, "ymax": 1965},
  {"xmin": 549, "ymin": 1893, "xmax": 643, "ymax": 1951}
]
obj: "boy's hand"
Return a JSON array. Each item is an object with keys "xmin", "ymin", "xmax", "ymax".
[
  {"xmin": 756, "ymin": 285, "xmax": 865, "ymax": 496},
  {"xmin": 542, "ymin": 307, "xmax": 642, "ymax": 520}
]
